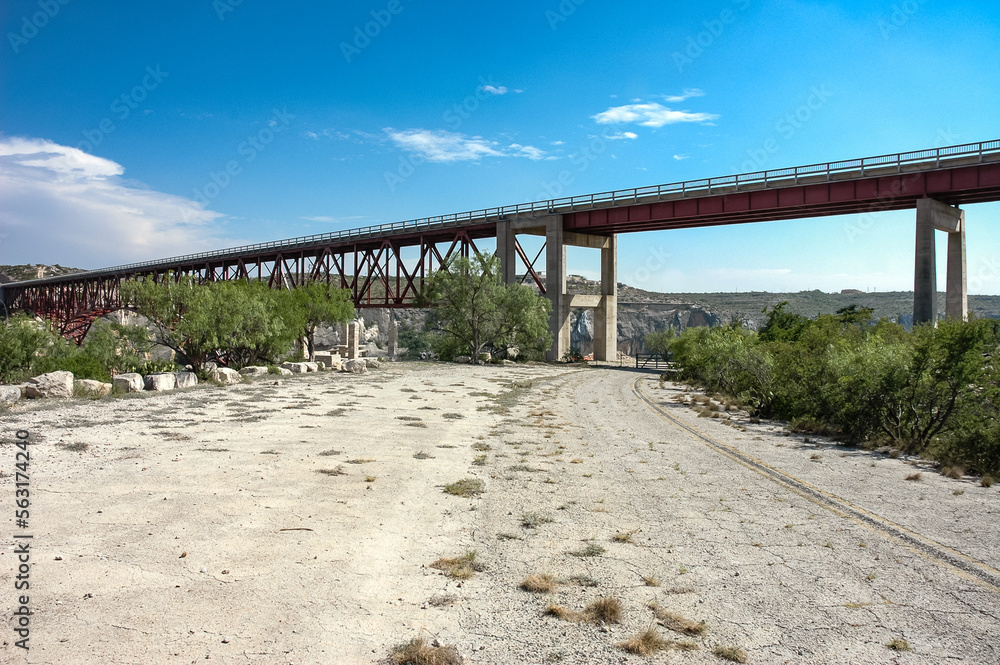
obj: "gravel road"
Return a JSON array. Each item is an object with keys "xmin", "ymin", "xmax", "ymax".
[{"xmin": 2, "ymin": 363, "xmax": 998, "ymax": 664}]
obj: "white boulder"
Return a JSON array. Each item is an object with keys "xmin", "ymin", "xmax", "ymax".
[
  {"xmin": 75, "ymin": 379, "xmax": 112, "ymax": 397},
  {"xmin": 0, "ymin": 385, "xmax": 21, "ymax": 405},
  {"xmin": 453, "ymin": 356, "xmax": 471, "ymax": 364},
  {"xmin": 364, "ymin": 358, "xmax": 381, "ymax": 369},
  {"xmin": 239, "ymin": 366, "xmax": 270, "ymax": 377},
  {"xmin": 276, "ymin": 367, "xmax": 293, "ymax": 376},
  {"xmin": 144, "ymin": 373, "xmax": 177, "ymax": 392},
  {"xmin": 174, "ymin": 372, "xmax": 198, "ymax": 389},
  {"xmin": 280, "ymin": 362, "xmax": 310, "ymax": 374},
  {"xmin": 343, "ymin": 359, "xmax": 368, "ymax": 374},
  {"xmin": 26, "ymin": 371, "xmax": 75, "ymax": 399},
  {"xmin": 113, "ymin": 373, "xmax": 145, "ymax": 393},
  {"xmin": 211, "ymin": 368, "xmax": 242, "ymax": 385},
  {"xmin": 304, "ymin": 362, "xmax": 319, "ymax": 372}
]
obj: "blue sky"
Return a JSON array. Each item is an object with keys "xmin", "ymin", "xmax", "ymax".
[{"xmin": 1, "ymin": 0, "xmax": 999, "ymax": 293}]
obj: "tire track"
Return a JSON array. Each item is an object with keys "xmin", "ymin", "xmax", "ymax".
[{"xmin": 633, "ymin": 376, "xmax": 1000, "ymax": 594}]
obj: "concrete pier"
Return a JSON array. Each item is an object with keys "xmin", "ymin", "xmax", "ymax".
[{"xmin": 914, "ymin": 199, "xmax": 967, "ymax": 325}]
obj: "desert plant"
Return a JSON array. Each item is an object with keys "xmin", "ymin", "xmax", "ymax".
[
  {"xmin": 519, "ymin": 574, "xmax": 558, "ymax": 593},
  {"xmin": 617, "ymin": 628, "xmax": 670, "ymax": 656},
  {"xmin": 443, "ymin": 478, "xmax": 483, "ymax": 497},
  {"xmin": 389, "ymin": 637, "xmax": 462, "ymax": 665}
]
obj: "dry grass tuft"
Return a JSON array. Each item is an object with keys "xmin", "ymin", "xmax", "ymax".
[
  {"xmin": 712, "ymin": 645, "xmax": 748, "ymax": 662},
  {"xmin": 982, "ymin": 475, "xmax": 995, "ymax": 488},
  {"xmin": 413, "ymin": 451, "xmax": 434, "ymax": 460},
  {"xmin": 430, "ymin": 551, "xmax": 484, "ymax": 579},
  {"xmin": 942, "ymin": 465, "xmax": 964, "ymax": 479},
  {"xmin": 886, "ymin": 638, "xmax": 912, "ymax": 652},
  {"xmin": 611, "ymin": 530, "xmax": 637, "ymax": 544},
  {"xmin": 642, "ymin": 575, "xmax": 660, "ymax": 587},
  {"xmin": 905, "ymin": 472, "xmax": 922, "ymax": 481},
  {"xmin": 519, "ymin": 574, "xmax": 558, "ymax": 593},
  {"xmin": 584, "ymin": 597, "xmax": 623, "ymax": 624},
  {"xmin": 617, "ymin": 628, "xmax": 669, "ymax": 656},
  {"xmin": 389, "ymin": 637, "xmax": 462, "ymax": 665},
  {"xmin": 521, "ymin": 512, "xmax": 554, "ymax": 528},
  {"xmin": 570, "ymin": 543, "xmax": 605, "ymax": 558},
  {"xmin": 443, "ymin": 478, "xmax": 483, "ymax": 497},
  {"xmin": 544, "ymin": 604, "xmax": 585, "ymax": 622},
  {"xmin": 316, "ymin": 466, "xmax": 346, "ymax": 476},
  {"xmin": 56, "ymin": 442, "xmax": 90, "ymax": 452},
  {"xmin": 346, "ymin": 458, "xmax": 376, "ymax": 464},
  {"xmin": 649, "ymin": 603, "xmax": 707, "ymax": 635}
]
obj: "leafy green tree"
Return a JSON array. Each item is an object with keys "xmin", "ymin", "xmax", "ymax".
[
  {"xmin": 281, "ymin": 281, "xmax": 355, "ymax": 361},
  {"xmin": 644, "ymin": 328, "xmax": 676, "ymax": 358},
  {"xmin": 758, "ymin": 302, "xmax": 810, "ymax": 343},
  {"xmin": 0, "ymin": 314, "xmax": 52, "ymax": 382},
  {"xmin": 420, "ymin": 255, "xmax": 551, "ymax": 364}
]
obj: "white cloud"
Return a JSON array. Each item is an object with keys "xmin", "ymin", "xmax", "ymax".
[
  {"xmin": 385, "ymin": 129, "xmax": 547, "ymax": 163},
  {"xmin": 663, "ymin": 88, "xmax": 706, "ymax": 103},
  {"xmin": 0, "ymin": 136, "xmax": 236, "ymax": 268},
  {"xmin": 479, "ymin": 84, "xmax": 508, "ymax": 95},
  {"xmin": 605, "ymin": 132, "xmax": 638, "ymax": 140},
  {"xmin": 673, "ymin": 154, "xmax": 690, "ymax": 161},
  {"xmin": 593, "ymin": 102, "xmax": 718, "ymax": 128}
]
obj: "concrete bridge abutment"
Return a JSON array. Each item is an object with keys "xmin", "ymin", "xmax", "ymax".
[{"xmin": 914, "ymin": 198, "xmax": 967, "ymax": 325}]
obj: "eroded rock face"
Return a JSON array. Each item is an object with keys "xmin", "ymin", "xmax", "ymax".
[
  {"xmin": 174, "ymin": 372, "xmax": 199, "ymax": 389},
  {"xmin": 343, "ymin": 359, "xmax": 367, "ymax": 374},
  {"xmin": 144, "ymin": 373, "xmax": 177, "ymax": 392},
  {"xmin": 113, "ymin": 373, "xmax": 144, "ymax": 393},
  {"xmin": 0, "ymin": 385, "xmax": 22, "ymax": 404},
  {"xmin": 212, "ymin": 368, "xmax": 242, "ymax": 385},
  {"xmin": 239, "ymin": 366, "xmax": 269, "ymax": 377},
  {"xmin": 75, "ymin": 379, "xmax": 112, "ymax": 397},
  {"xmin": 26, "ymin": 371, "xmax": 74, "ymax": 399}
]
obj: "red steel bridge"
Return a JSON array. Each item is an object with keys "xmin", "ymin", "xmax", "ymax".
[{"xmin": 3, "ymin": 139, "xmax": 999, "ymax": 358}]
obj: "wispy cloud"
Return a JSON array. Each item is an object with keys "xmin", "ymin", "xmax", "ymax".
[
  {"xmin": 385, "ymin": 128, "xmax": 547, "ymax": 163},
  {"xmin": 479, "ymin": 84, "xmax": 508, "ymax": 95},
  {"xmin": 592, "ymin": 100, "xmax": 718, "ymax": 128},
  {"xmin": 662, "ymin": 88, "xmax": 705, "ymax": 103},
  {"xmin": 673, "ymin": 154, "xmax": 690, "ymax": 161},
  {"xmin": 0, "ymin": 136, "xmax": 236, "ymax": 267},
  {"xmin": 605, "ymin": 131, "xmax": 638, "ymax": 140}
]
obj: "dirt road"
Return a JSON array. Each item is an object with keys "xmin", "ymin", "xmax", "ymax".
[{"xmin": 2, "ymin": 363, "xmax": 998, "ymax": 664}]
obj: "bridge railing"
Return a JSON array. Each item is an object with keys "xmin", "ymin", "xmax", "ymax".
[{"xmin": 11, "ymin": 138, "xmax": 1000, "ymax": 286}]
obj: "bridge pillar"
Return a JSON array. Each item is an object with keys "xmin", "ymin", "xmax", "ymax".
[
  {"xmin": 546, "ymin": 217, "xmax": 570, "ymax": 361},
  {"xmin": 496, "ymin": 220, "xmax": 517, "ymax": 285},
  {"xmin": 592, "ymin": 234, "xmax": 618, "ymax": 362},
  {"xmin": 914, "ymin": 199, "xmax": 967, "ymax": 325}
]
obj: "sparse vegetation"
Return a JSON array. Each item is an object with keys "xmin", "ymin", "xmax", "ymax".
[
  {"xmin": 649, "ymin": 603, "xmax": 707, "ymax": 635},
  {"xmin": 712, "ymin": 645, "xmax": 748, "ymax": 662},
  {"xmin": 569, "ymin": 543, "xmax": 605, "ymax": 558},
  {"xmin": 430, "ymin": 551, "xmax": 484, "ymax": 579},
  {"xmin": 316, "ymin": 466, "xmax": 346, "ymax": 476},
  {"xmin": 519, "ymin": 574, "xmax": 558, "ymax": 593},
  {"xmin": 443, "ymin": 478, "xmax": 484, "ymax": 497},
  {"xmin": 982, "ymin": 475, "xmax": 995, "ymax": 488},
  {"xmin": 413, "ymin": 451, "xmax": 434, "ymax": 460},
  {"xmin": 905, "ymin": 472, "xmax": 922, "ymax": 481},
  {"xmin": 642, "ymin": 575, "xmax": 661, "ymax": 587},
  {"xmin": 886, "ymin": 638, "xmax": 912, "ymax": 652},
  {"xmin": 617, "ymin": 628, "xmax": 670, "ymax": 656},
  {"xmin": 584, "ymin": 597, "xmax": 623, "ymax": 624},
  {"xmin": 521, "ymin": 512, "xmax": 554, "ymax": 529},
  {"xmin": 388, "ymin": 637, "xmax": 462, "ymax": 665}
]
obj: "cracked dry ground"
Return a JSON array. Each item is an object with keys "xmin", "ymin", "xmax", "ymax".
[{"xmin": 2, "ymin": 364, "xmax": 999, "ymax": 664}]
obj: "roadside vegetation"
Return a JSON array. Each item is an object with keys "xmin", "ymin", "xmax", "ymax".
[
  {"xmin": 0, "ymin": 275, "xmax": 354, "ymax": 383},
  {"xmin": 653, "ymin": 303, "xmax": 1000, "ymax": 475}
]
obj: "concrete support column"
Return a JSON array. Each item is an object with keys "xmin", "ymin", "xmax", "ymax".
[
  {"xmin": 496, "ymin": 220, "xmax": 516, "ymax": 284},
  {"xmin": 946, "ymin": 223, "xmax": 968, "ymax": 321},
  {"xmin": 914, "ymin": 199, "xmax": 966, "ymax": 325},
  {"xmin": 593, "ymin": 234, "xmax": 618, "ymax": 362},
  {"xmin": 545, "ymin": 217, "xmax": 570, "ymax": 362},
  {"xmin": 387, "ymin": 319, "xmax": 398, "ymax": 358},
  {"xmin": 346, "ymin": 321, "xmax": 359, "ymax": 360}
]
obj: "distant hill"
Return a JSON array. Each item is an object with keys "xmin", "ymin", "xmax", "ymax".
[{"xmin": 0, "ymin": 264, "xmax": 86, "ymax": 283}]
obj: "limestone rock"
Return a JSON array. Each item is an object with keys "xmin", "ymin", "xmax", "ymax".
[
  {"xmin": 364, "ymin": 358, "xmax": 380, "ymax": 369},
  {"xmin": 276, "ymin": 367, "xmax": 293, "ymax": 376},
  {"xmin": 113, "ymin": 373, "xmax": 145, "ymax": 393},
  {"xmin": 303, "ymin": 362, "xmax": 319, "ymax": 373},
  {"xmin": 144, "ymin": 373, "xmax": 177, "ymax": 392},
  {"xmin": 343, "ymin": 359, "xmax": 368, "ymax": 374},
  {"xmin": 0, "ymin": 385, "xmax": 21, "ymax": 405},
  {"xmin": 313, "ymin": 352, "xmax": 338, "ymax": 366},
  {"xmin": 26, "ymin": 371, "xmax": 75, "ymax": 399},
  {"xmin": 239, "ymin": 366, "xmax": 269, "ymax": 377},
  {"xmin": 453, "ymin": 356, "xmax": 471, "ymax": 364},
  {"xmin": 211, "ymin": 367, "xmax": 242, "ymax": 385},
  {"xmin": 315, "ymin": 361, "xmax": 326, "ymax": 371},
  {"xmin": 280, "ymin": 362, "xmax": 309, "ymax": 374},
  {"xmin": 174, "ymin": 372, "xmax": 198, "ymax": 389},
  {"xmin": 75, "ymin": 379, "xmax": 112, "ymax": 397},
  {"xmin": 327, "ymin": 359, "xmax": 343, "ymax": 372}
]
